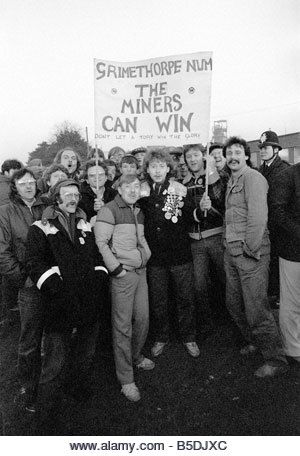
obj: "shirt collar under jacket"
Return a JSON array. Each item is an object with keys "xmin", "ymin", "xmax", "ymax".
[
  {"xmin": 182, "ymin": 170, "xmax": 205, "ymax": 185},
  {"xmin": 229, "ymin": 164, "xmax": 248, "ymax": 184}
]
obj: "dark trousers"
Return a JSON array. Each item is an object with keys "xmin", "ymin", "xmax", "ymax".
[
  {"xmin": 18, "ymin": 286, "xmax": 44, "ymax": 397},
  {"xmin": 268, "ymin": 243, "xmax": 280, "ymax": 298},
  {"xmin": 148, "ymin": 262, "xmax": 196, "ymax": 343},
  {"xmin": 18, "ymin": 285, "xmax": 99, "ymax": 398},
  {"xmin": 191, "ymin": 234, "xmax": 226, "ymax": 326},
  {"xmin": 1, "ymin": 275, "xmax": 19, "ymax": 322},
  {"xmin": 57, "ymin": 322, "xmax": 99, "ymax": 389}
]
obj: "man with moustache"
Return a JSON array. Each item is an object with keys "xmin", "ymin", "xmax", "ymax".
[
  {"xmin": 223, "ymin": 136, "xmax": 288, "ymax": 377},
  {"xmin": 24, "ymin": 179, "xmax": 108, "ymax": 411}
]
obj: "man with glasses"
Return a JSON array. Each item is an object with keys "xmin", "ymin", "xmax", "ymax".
[
  {"xmin": 24, "ymin": 179, "xmax": 109, "ymax": 411},
  {"xmin": 79, "ymin": 160, "xmax": 117, "ymax": 222},
  {"xmin": 0, "ymin": 168, "xmax": 46, "ymax": 412}
]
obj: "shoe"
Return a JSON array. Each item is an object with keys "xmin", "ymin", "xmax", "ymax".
[
  {"xmin": 151, "ymin": 342, "xmax": 167, "ymax": 357},
  {"xmin": 136, "ymin": 357, "xmax": 155, "ymax": 370},
  {"xmin": 240, "ymin": 344, "xmax": 257, "ymax": 355},
  {"xmin": 184, "ymin": 341, "xmax": 200, "ymax": 358},
  {"xmin": 254, "ymin": 363, "xmax": 289, "ymax": 378},
  {"xmin": 14, "ymin": 387, "xmax": 37, "ymax": 413},
  {"xmin": 121, "ymin": 383, "xmax": 141, "ymax": 402}
]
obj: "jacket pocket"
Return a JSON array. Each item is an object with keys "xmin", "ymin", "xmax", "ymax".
[{"xmin": 231, "ymin": 184, "xmax": 244, "ymax": 194}]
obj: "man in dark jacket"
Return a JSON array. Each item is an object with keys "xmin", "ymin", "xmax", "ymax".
[
  {"xmin": 139, "ymin": 149, "xmax": 199, "ymax": 358},
  {"xmin": 0, "ymin": 169, "xmax": 47, "ymax": 411},
  {"xmin": 258, "ymin": 130, "xmax": 290, "ymax": 303},
  {"xmin": 0, "ymin": 160, "xmax": 23, "ymax": 324},
  {"xmin": 0, "ymin": 159, "xmax": 23, "ymax": 206},
  {"xmin": 182, "ymin": 144, "xmax": 228, "ymax": 332},
  {"xmin": 269, "ymin": 163, "xmax": 300, "ymax": 363},
  {"xmin": 79, "ymin": 160, "xmax": 117, "ymax": 222},
  {"xmin": 23, "ymin": 179, "xmax": 109, "ymax": 412}
]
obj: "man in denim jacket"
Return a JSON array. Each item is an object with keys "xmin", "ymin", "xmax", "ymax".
[{"xmin": 223, "ymin": 136, "xmax": 287, "ymax": 378}]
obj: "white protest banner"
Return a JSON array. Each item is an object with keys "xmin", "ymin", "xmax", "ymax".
[{"xmin": 94, "ymin": 51, "xmax": 212, "ymax": 151}]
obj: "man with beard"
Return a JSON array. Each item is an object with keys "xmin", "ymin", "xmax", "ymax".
[
  {"xmin": 223, "ymin": 136, "xmax": 288, "ymax": 377},
  {"xmin": 24, "ymin": 179, "xmax": 108, "ymax": 412}
]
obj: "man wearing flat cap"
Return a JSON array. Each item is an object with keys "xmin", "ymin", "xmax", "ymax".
[
  {"xmin": 22, "ymin": 179, "xmax": 108, "ymax": 412},
  {"xmin": 258, "ymin": 130, "xmax": 290, "ymax": 304},
  {"xmin": 131, "ymin": 147, "xmax": 147, "ymax": 170}
]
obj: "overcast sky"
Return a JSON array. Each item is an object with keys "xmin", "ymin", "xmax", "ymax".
[{"xmin": 1, "ymin": 0, "xmax": 299, "ymax": 164}]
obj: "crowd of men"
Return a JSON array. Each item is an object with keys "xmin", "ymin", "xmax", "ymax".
[{"xmin": 0, "ymin": 130, "xmax": 299, "ymax": 413}]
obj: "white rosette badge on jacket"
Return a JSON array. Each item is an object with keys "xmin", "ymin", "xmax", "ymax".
[{"xmin": 162, "ymin": 183, "xmax": 185, "ymax": 223}]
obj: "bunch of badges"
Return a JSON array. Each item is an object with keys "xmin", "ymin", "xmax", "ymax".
[{"xmin": 162, "ymin": 188, "xmax": 184, "ymax": 223}]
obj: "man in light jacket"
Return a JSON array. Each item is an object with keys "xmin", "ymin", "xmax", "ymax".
[
  {"xmin": 95, "ymin": 174, "xmax": 153, "ymax": 403},
  {"xmin": 223, "ymin": 136, "xmax": 287, "ymax": 377}
]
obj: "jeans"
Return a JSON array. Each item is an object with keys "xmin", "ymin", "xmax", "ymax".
[
  {"xmin": 224, "ymin": 250, "xmax": 286, "ymax": 365},
  {"xmin": 191, "ymin": 234, "xmax": 226, "ymax": 326},
  {"xmin": 111, "ymin": 269, "xmax": 149, "ymax": 385},
  {"xmin": 148, "ymin": 262, "xmax": 196, "ymax": 343}
]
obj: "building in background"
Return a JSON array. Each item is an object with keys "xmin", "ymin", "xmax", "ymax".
[
  {"xmin": 212, "ymin": 120, "xmax": 227, "ymax": 145},
  {"xmin": 248, "ymin": 132, "xmax": 300, "ymax": 168}
]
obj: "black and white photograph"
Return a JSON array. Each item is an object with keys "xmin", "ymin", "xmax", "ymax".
[{"xmin": 0, "ymin": 0, "xmax": 299, "ymax": 454}]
